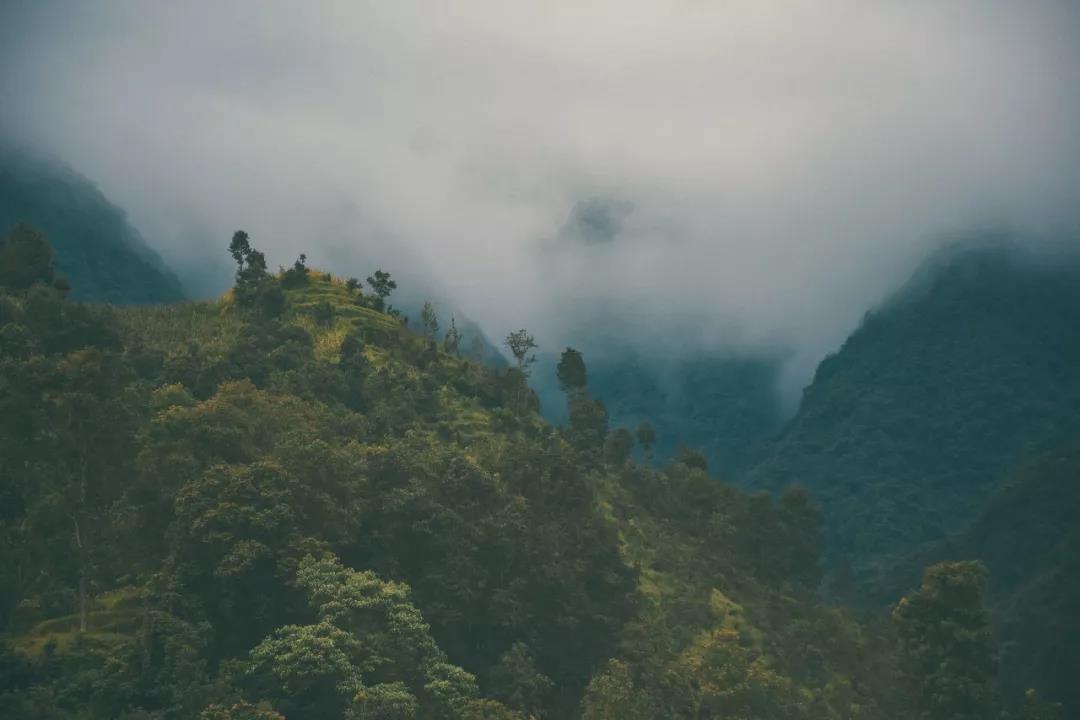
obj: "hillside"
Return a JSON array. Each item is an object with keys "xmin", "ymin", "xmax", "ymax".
[
  {"xmin": 0, "ymin": 148, "xmax": 185, "ymax": 304},
  {"xmin": 1, "ymin": 234, "xmax": 935, "ymax": 720},
  {"xmin": 749, "ymin": 241, "xmax": 1080, "ymax": 568}
]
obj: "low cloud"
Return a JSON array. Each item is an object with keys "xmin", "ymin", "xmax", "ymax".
[{"xmin": 2, "ymin": 0, "xmax": 1078, "ymax": 391}]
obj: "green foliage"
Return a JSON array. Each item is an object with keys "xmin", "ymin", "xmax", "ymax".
[
  {"xmin": 488, "ymin": 643, "xmax": 552, "ymax": 718},
  {"xmin": 579, "ymin": 660, "xmax": 651, "ymax": 720},
  {"xmin": 365, "ymin": 270, "xmax": 397, "ymax": 311},
  {"xmin": 556, "ymin": 347, "xmax": 586, "ymax": 392},
  {"xmin": 567, "ymin": 390, "xmax": 608, "ymax": 448},
  {"xmin": 503, "ymin": 330, "xmax": 536, "ymax": 375},
  {"xmin": 603, "ymin": 427, "xmax": 635, "ymax": 466},
  {"xmin": 280, "ymin": 254, "xmax": 310, "ymax": 289},
  {"xmin": 0, "ymin": 223, "xmax": 55, "ymax": 290},
  {"xmin": 200, "ymin": 701, "xmax": 285, "ymax": 720},
  {"xmin": 243, "ymin": 554, "xmax": 476, "ymax": 720},
  {"xmin": 893, "ymin": 561, "xmax": 997, "ymax": 720},
  {"xmin": 420, "ymin": 301, "xmax": 439, "ymax": 340},
  {"xmin": 5, "ymin": 230, "xmax": 1057, "ymax": 720}
]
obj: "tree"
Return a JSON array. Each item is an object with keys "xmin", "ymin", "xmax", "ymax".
[
  {"xmin": 0, "ymin": 223, "xmax": 55, "ymax": 290},
  {"xmin": 504, "ymin": 330, "xmax": 537, "ymax": 376},
  {"xmin": 503, "ymin": 330, "xmax": 538, "ymax": 415},
  {"xmin": 580, "ymin": 660, "xmax": 651, "ymax": 720},
  {"xmin": 228, "ymin": 230, "xmax": 252, "ymax": 269},
  {"xmin": 443, "ymin": 316, "xmax": 462, "ymax": 356},
  {"xmin": 311, "ymin": 301, "xmax": 334, "ymax": 327},
  {"xmin": 489, "ymin": 642, "xmax": 553, "ymax": 718},
  {"xmin": 662, "ymin": 628, "xmax": 805, "ymax": 719},
  {"xmin": 421, "ymin": 301, "xmax": 439, "ymax": 340},
  {"xmin": 244, "ymin": 554, "xmax": 478, "ymax": 720},
  {"xmin": 893, "ymin": 561, "xmax": 998, "ymax": 720},
  {"xmin": 345, "ymin": 277, "xmax": 361, "ymax": 293},
  {"xmin": 556, "ymin": 347, "xmax": 587, "ymax": 392},
  {"xmin": 604, "ymin": 428, "xmax": 635, "ymax": 466},
  {"xmin": 227, "ymin": 231, "xmax": 282, "ymax": 318},
  {"xmin": 568, "ymin": 391, "xmax": 608, "ymax": 448},
  {"xmin": 635, "ymin": 423, "xmax": 656, "ymax": 460},
  {"xmin": 365, "ymin": 270, "xmax": 397, "ymax": 311},
  {"xmin": 674, "ymin": 444, "xmax": 707, "ymax": 472},
  {"xmin": 281, "ymin": 254, "xmax": 310, "ymax": 289}
]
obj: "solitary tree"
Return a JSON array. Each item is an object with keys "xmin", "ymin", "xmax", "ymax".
[
  {"xmin": 443, "ymin": 316, "xmax": 462, "ymax": 356},
  {"xmin": 420, "ymin": 301, "xmax": 439, "ymax": 340},
  {"xmin": 556, "ymin": 347, "xmax": 587, "ymax": 392},
  {"xmin": 365, "ymin": 270, "xmax": 397, "ymax": 310},
  {"xmin": 227, "ymin": 231, "xmax": 280, "ymax": 317},
  {"xmin": 228, "ymin": 230, "xmax": 252, "ymax": 269},
  {"xmin": 504, "ymin": 329, "xmax": 537, "ymax": 376},
  {"xmin": 504, "ymin": 329, "xmax": 537, "ymax": 415}
]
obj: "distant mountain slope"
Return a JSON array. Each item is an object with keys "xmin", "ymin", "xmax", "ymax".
[
  {"xmin": 595, "ymin": 354, "xmax": 783, "ymax": 476},
  {"xmin": 879, "ymin": 434, "xmax": 1080, "ymax": 714},
  {"xmin": 971, "ymin": 436, "xmax": 1080, "ymax": 712},
  {"xmin": 0, "ymin": 148, "xmax": 184, "ymax": 304},
  {"xmin": 749, "ymin": 240, "xmax": 1080, "ymax": 566},
  {"xmin": 529, "ymin": 350, "xmax": 784, "ymax": 476}
]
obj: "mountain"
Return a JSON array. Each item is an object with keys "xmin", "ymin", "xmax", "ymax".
[
  {"xmin": 749, "ymin": 240, "xmax": 1080, "ymax": 568},
  {"xmin": 0, "ymin": 148, "xmax": 185, "ymax": 304},
  {"xmin": 1, "ymin": 238, "xmax": 930, "ymax": 720},
  {"xmin": 972, "ymin": 435, "xmax": 1080, "ymax": 713},
  {"xmin": 884, "ymin": 434, "xmax": 1080, "ymax": 714}
]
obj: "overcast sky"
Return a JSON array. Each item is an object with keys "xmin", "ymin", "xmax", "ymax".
[{"xmin": 2, "ymin": 1, "xmax": 1078, "ymax": 392}]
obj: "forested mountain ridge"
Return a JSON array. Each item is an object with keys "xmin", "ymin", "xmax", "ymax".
[
  {"xmin": 0, "ymin": 226, "xmax": 1064, "ymax": 719},
  {"xmin": 748, "ymin": 241, "xmax": 1080, "ymax": 567},
  {"xmin": 0, "ymin": 148, "xmax": 185, "ymax": 304}
]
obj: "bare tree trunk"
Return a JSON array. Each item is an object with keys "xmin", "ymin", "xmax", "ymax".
[
  {"xmin": 77, "ymin": 435, "xmax": 90, "ymax": 632},
  {"xmin": 71, "ymin": 514, "xmax": 87, "ymax": 632}
]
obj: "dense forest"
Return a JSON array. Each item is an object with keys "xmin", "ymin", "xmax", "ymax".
[
  {"xmin": 0, "ymin": 222, "xmax": 1068, "ymax": 719},
  {"xmin": 745, "ymin": 241, "xmax": 1080, "ymax": 717}
]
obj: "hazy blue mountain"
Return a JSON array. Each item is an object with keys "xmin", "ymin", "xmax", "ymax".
[
  {"xmin": 532, "ymin": 350, "xmax": 784, "ymax": 476},
  {"xmin": 0, "ymin": 148, "xmax": 184, "ymax": 304},
  {"xmin": 749, "ymin": 239, "xmax": 1080, "ymax": 566}
]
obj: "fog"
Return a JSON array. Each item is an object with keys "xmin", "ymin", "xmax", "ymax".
[{"xmin": 2, "ymin": 1, "xmax": 1079, "ymax": 394}]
